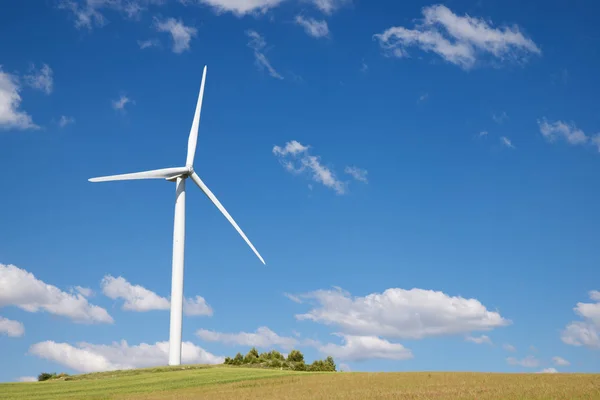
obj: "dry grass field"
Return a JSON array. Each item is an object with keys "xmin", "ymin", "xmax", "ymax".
[{"xmin": 2, "ymin": 365, "xmax": 599, "ymax": 400}]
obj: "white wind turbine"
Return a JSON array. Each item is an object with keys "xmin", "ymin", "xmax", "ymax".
[{"xmin": 88, "ymin": 65, "xmax": 265, "ymax": 366}]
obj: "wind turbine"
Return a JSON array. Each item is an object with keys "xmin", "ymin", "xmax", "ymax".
[{"xmin": 88, "ymin": 65, "xmax": 265, "ymax": 366}]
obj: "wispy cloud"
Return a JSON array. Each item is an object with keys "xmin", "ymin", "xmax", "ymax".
[
  {"xmin": 112, "ymin": 95, "xmax": 134, "ymax": 111},
  {"xmin": 374, "ymin": 4, "xmax": 541, "ymax": 70},
  {"xmin": 503, "ymin": 343, "xmax": 516, "ymax": 352},
  {"xmin": 58, "ymin": 115, "xmax": 75, "ymax": 127},
  {"xmin": 537, "ymin": 118, "xmax": 599, "ymax": 152},
  {"xmin": 552, "ymin": 356, "xmax": 570, "ymax": 366},
  {"xmin": 417, "ymin": 92, "xmax": 429, "ymax": 103},
  {"xmin": 318, "ymin": 334, "xmax": 413, "ymax": 361},
  {"xmin": 154, "ymin": 17, "xmax": 197, "ymax": 53},
  {"xmin": 344, "ymin": 166, "xmax": 368, "ymax": 183},
  {"xmin": 507, "ymin": 355, "xmax": 540, "ymax": 368},
  {"xmin": 246, "ymin": 30, "xmax": 283, "ymax": 79},
  {"xmin": 137, "ymin": 39, "xmax": 160, "ymax": 49},
  {"xmin": 24, "ymin": 64, "xmax": 53, "ymax": 94},
  {"xmin": 273, "ymin": 140, "xmax": 346, "ymax": 194},
  {"xmin": 295, "ymin": 16, "xmax": 329, "ymax": 38},
  {"xmin": 465, "ymin": 334, "xmax": 492, "ymax": 345},
  {"xmin": 309, "ymin": 0, "xmax": 351, "ymax": 15},
  {"xmin": 500, "ymin": 136, "xmax": 515, "ymax": 148},
  {"xmin": 196, "ymin": 326, "xmax": 298, "ymax": 350},
  {"xmin": 492, "ymin": 111, "xmax": 508, "ymax": 124}
]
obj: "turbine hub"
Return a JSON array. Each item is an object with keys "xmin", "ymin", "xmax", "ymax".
[{"xmin": 186, "ymin": 165, "xmax": 194, "ymax": 175}]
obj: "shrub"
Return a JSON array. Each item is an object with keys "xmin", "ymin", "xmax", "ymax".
[
  {"xmin": 269, "ymin": 350, "xmax": 284, "ymax": 360},
  {"xmin": 269, "ymin": 359, "xmax": 282, "ymax": 368},
  {"xmin": 223, "ymin": 357, "xmax": 232, "ymax": 365},
  {"xmin": 232, "ymin": 352, "xmax": 244, "ymax": 365},
  {"xmin": 293, "ymin": 361, "xmax": 306, "ymax": 371},
  {"xmin": 38, "ymin": 372, "xmax": 56, "ymax": 382},
  {"xmin": 287, "ymin": 350, "xmax": 304, "ymax": 363}
]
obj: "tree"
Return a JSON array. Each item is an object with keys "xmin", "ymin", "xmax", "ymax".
[
  {"xmin": 247, "ymin": 347, "xmax": 259, "ymax": 359},
  {"xmin": 37, "ymin": 372, "xmax": 56, "ymax": 382},
  {"xmin": 326, "ymin": 356, "xmax": 336, "ymax": 372},
  {"xmin": 287, "ymin": 349, "xmax": 304, "ymax": 363},
  {"xmin": 233, "ymin": 352, "xmax": 244, "ymax": 365}
]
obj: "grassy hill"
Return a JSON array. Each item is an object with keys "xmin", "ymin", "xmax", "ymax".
[{"xmin": 2, "ymin": 365, "xmax": 599, "ymax": 399}]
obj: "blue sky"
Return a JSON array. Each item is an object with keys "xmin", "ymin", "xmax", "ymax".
[{"xmin": 1, "ymin": 0, "xmax": 599, "ymax": 382}]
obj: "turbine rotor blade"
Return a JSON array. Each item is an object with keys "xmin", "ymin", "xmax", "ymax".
[
  {"xmin": 89, "ymin": 167, "xmax": 189, "ymax": 182},
  {"xmin": 189, "ymin": 172, "xmax": 266, "ymax": 265},
  {"xmin": 186, "ymin": 66, "xmax": 207, "ymax": 167}
]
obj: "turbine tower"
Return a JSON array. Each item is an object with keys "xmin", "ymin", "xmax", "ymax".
[{"xmin": 88, "ymin": 65, "xmax": 265, "ymax": 366}]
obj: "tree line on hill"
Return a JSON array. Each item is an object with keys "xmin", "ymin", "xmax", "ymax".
[{"xmin": 223, "ymin": 348, "xmax": 336, "ymax": 372}]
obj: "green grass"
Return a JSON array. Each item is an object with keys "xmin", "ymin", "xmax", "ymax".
[
  {"xmin": 0, "ymin": 365, "xmax": 304, "ymax": 400},
  {"xmin": 2, "ymin": 365, "xmax": 599, "ymax": 400}
]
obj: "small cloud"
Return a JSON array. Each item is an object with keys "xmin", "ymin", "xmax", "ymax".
[
  {"xmin": 479, "ymin": 130, "xmax": 488, "ymax": 137},
  {"xmin": 465, "ymin": 335, "xmax": 492, "ymax": 345},
  {"xmin": 112, "ymin": 95, "xmax": 134, "ymax": 111},
  {"xmin": 360, "ymin": 60, "xmax": 368, "ymax": 73},
  {"xmin": 507, "ymin": 355, "xmax": 539, "ymax": 368},
  {"xmin": 0, "ymin": 316, "xmax": 25, "ymax": 337},
  {"xmin": 344, "ymin": 166, "xmax": 368, "ymax": 183},
  {"xmin": 154, "ymin": 17, "xmax": 197, "ymax": 54},
  {"xmin": 273, "ymin": 140, "xmax": 346, "ymax": 194},
  {"xmin": 58, "ymin": 115, "xmax": 75, "ymax": 127},
  {"xmin": 17, "ymin": 376, "xmax": 37, "ymax": 382},
  {"xmin": 500, "ymin": 136, "xmax": 515, "ymax": 148},
  {"xmin": 24, "ymin": 64, "xmax": 53, "ymax": 94},
  {"xmin": 310, "ymin": 0, "xmax": 351, "ymax": 15},
  {"xmin": 503, "ymin": 343, "xmax": 516, "ymax": 352},
  {"xmin": 537, "ymin": 118, "xmax": 590, "ymax": 147},
  {"xmin": 295, "ymin": 15, "xmax": 329, "ymax": 38},
  {"xmin": 417, "ymin": 92, "xmax": 429, "ymax": 103},
  {"xmin": 552, "ymin": 356, "xmax": 570, "ymax": 366},
  {"xmin": 284, "ymin": 292, "xmax": 303, "ymax": 303},
  {"xmin": 138, "ymin": 39, "xmax": 160, "ymax": 49},
  {"xmin": 492, "ymin": 111, "xmax": 508, "ymax": 124},
  {"xmin": 246, "ymin": 30, "xmax": 283, "ymax": 80},
  {"xmin": 538, "ymin": 368, "xmax": 558, "ymax": 374}
]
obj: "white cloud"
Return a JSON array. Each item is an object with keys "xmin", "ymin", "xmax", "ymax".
[
  {"xmin": 552, "ymin": 356, "xmax": 570, "ymax": 366},
  {"xmin": 360, "ymin": 60, "xmax": 368, "ymax": 73},
  {"xmin": 295, "ymin": 16, "xmax": 329, "ymax": 38},
  {"xmin": 101, "ymin": 275, "xmax": 212, "ymax": 316},
  {"xmin": 465, "ymin": 334, "xmax": 492, "ymax": 345},
  {"xmin": 183, "ymin": 296, "xmax": 213, "ymax": 317},
  {"xmin": 17, "ymin": 376, "xmax": 37, "ymax": 382},
  {"xmin": 292, "ymin": 286, "xmax": 510, "ymax": 339},
  {"xmin": 138, "ymin": 39, "xmax": 160, "ymax": 49},
  {"xmin": 503, "ymin": 343, "xmax": 516, "ymax": 352},
  {"xmin": 538, "ymin": 367, "xmax": 558, "ymax": 374},
  {"xmin": 58, "ymin": 115, "xmax": 75, "ymax": 127},
  {"xmin": 74, "ymin": 286, "xmax": 93, "ymax": 297},
  {"xmin": 537, "ymin": 118, "xmax": 599, "ymax": 152},
  {"xmin": 0, "ymin": 316, "xmax": 24, "ymax": 337},
  {"xmin": 0, "ymin": 67, "xmax": 38, "ymax": 130},
  {"xmin": 561, "ymin": 290, "xmax": 600, "ymax": 349},
  {"xmin": 273, "ymin": 140, "xmax": 346, "ymax": 194},
  {"xmin": 112, "ymin": 95, "xmax": 133, "ymax": 111},
  {"xmin": 319, "ymin": 334, "xmax": 413, "ymax": 362},
  {"xmin": 154, "ymin": 18, "xmax": 197, "ymax": 53},
  {"xmin": 58, "ymin": 0, "xmax": 155, "ymax": 29},
  {"xmin": 374, "ymin": 4, "xmax": 540, "ymax": 70},
  {"xmin": 507, "ymin": 355, "xmax": 540, "ymax": 368},
  {"xmin": 246, "ymin": 30, "xmax": 283, "ymax": 80},
  {"xmin": 29, "ymin": 340, "xmax": 223, "ymax": 373},
  {"xmin": 0, "ymin": 264, "xmax": 113, "ymax": 324},
  {"xmin": 24, "ymin": 64, "xmax": 53, "ymax": 95},
  {"xmin": 192, "ymin": 0, "xmax": 286, "ymax": 16},
  {"xmin": 500, "ymin": 136, "xmax": 514, "ymax": 148},
  {"xmin": 196, "ymin": 326, "xmax": 298, "ymax": 350},
  {"xmin": 479, "ymin": 131, "xmax": 488, "ymax": 137},
  {"xmin": 284, "ymin": 292, "xmax": 303, "ymax": 303},
  {"xmin": 309, "ymin": 0, "xmax": 351, "ymax": 14},
  {"xmin": 492, "ymin": 111, "xmax": 508, "ymax": 124},
  {"xmin": 344, "ymin": 166, "xmax": 368, "ymax": 183}
]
